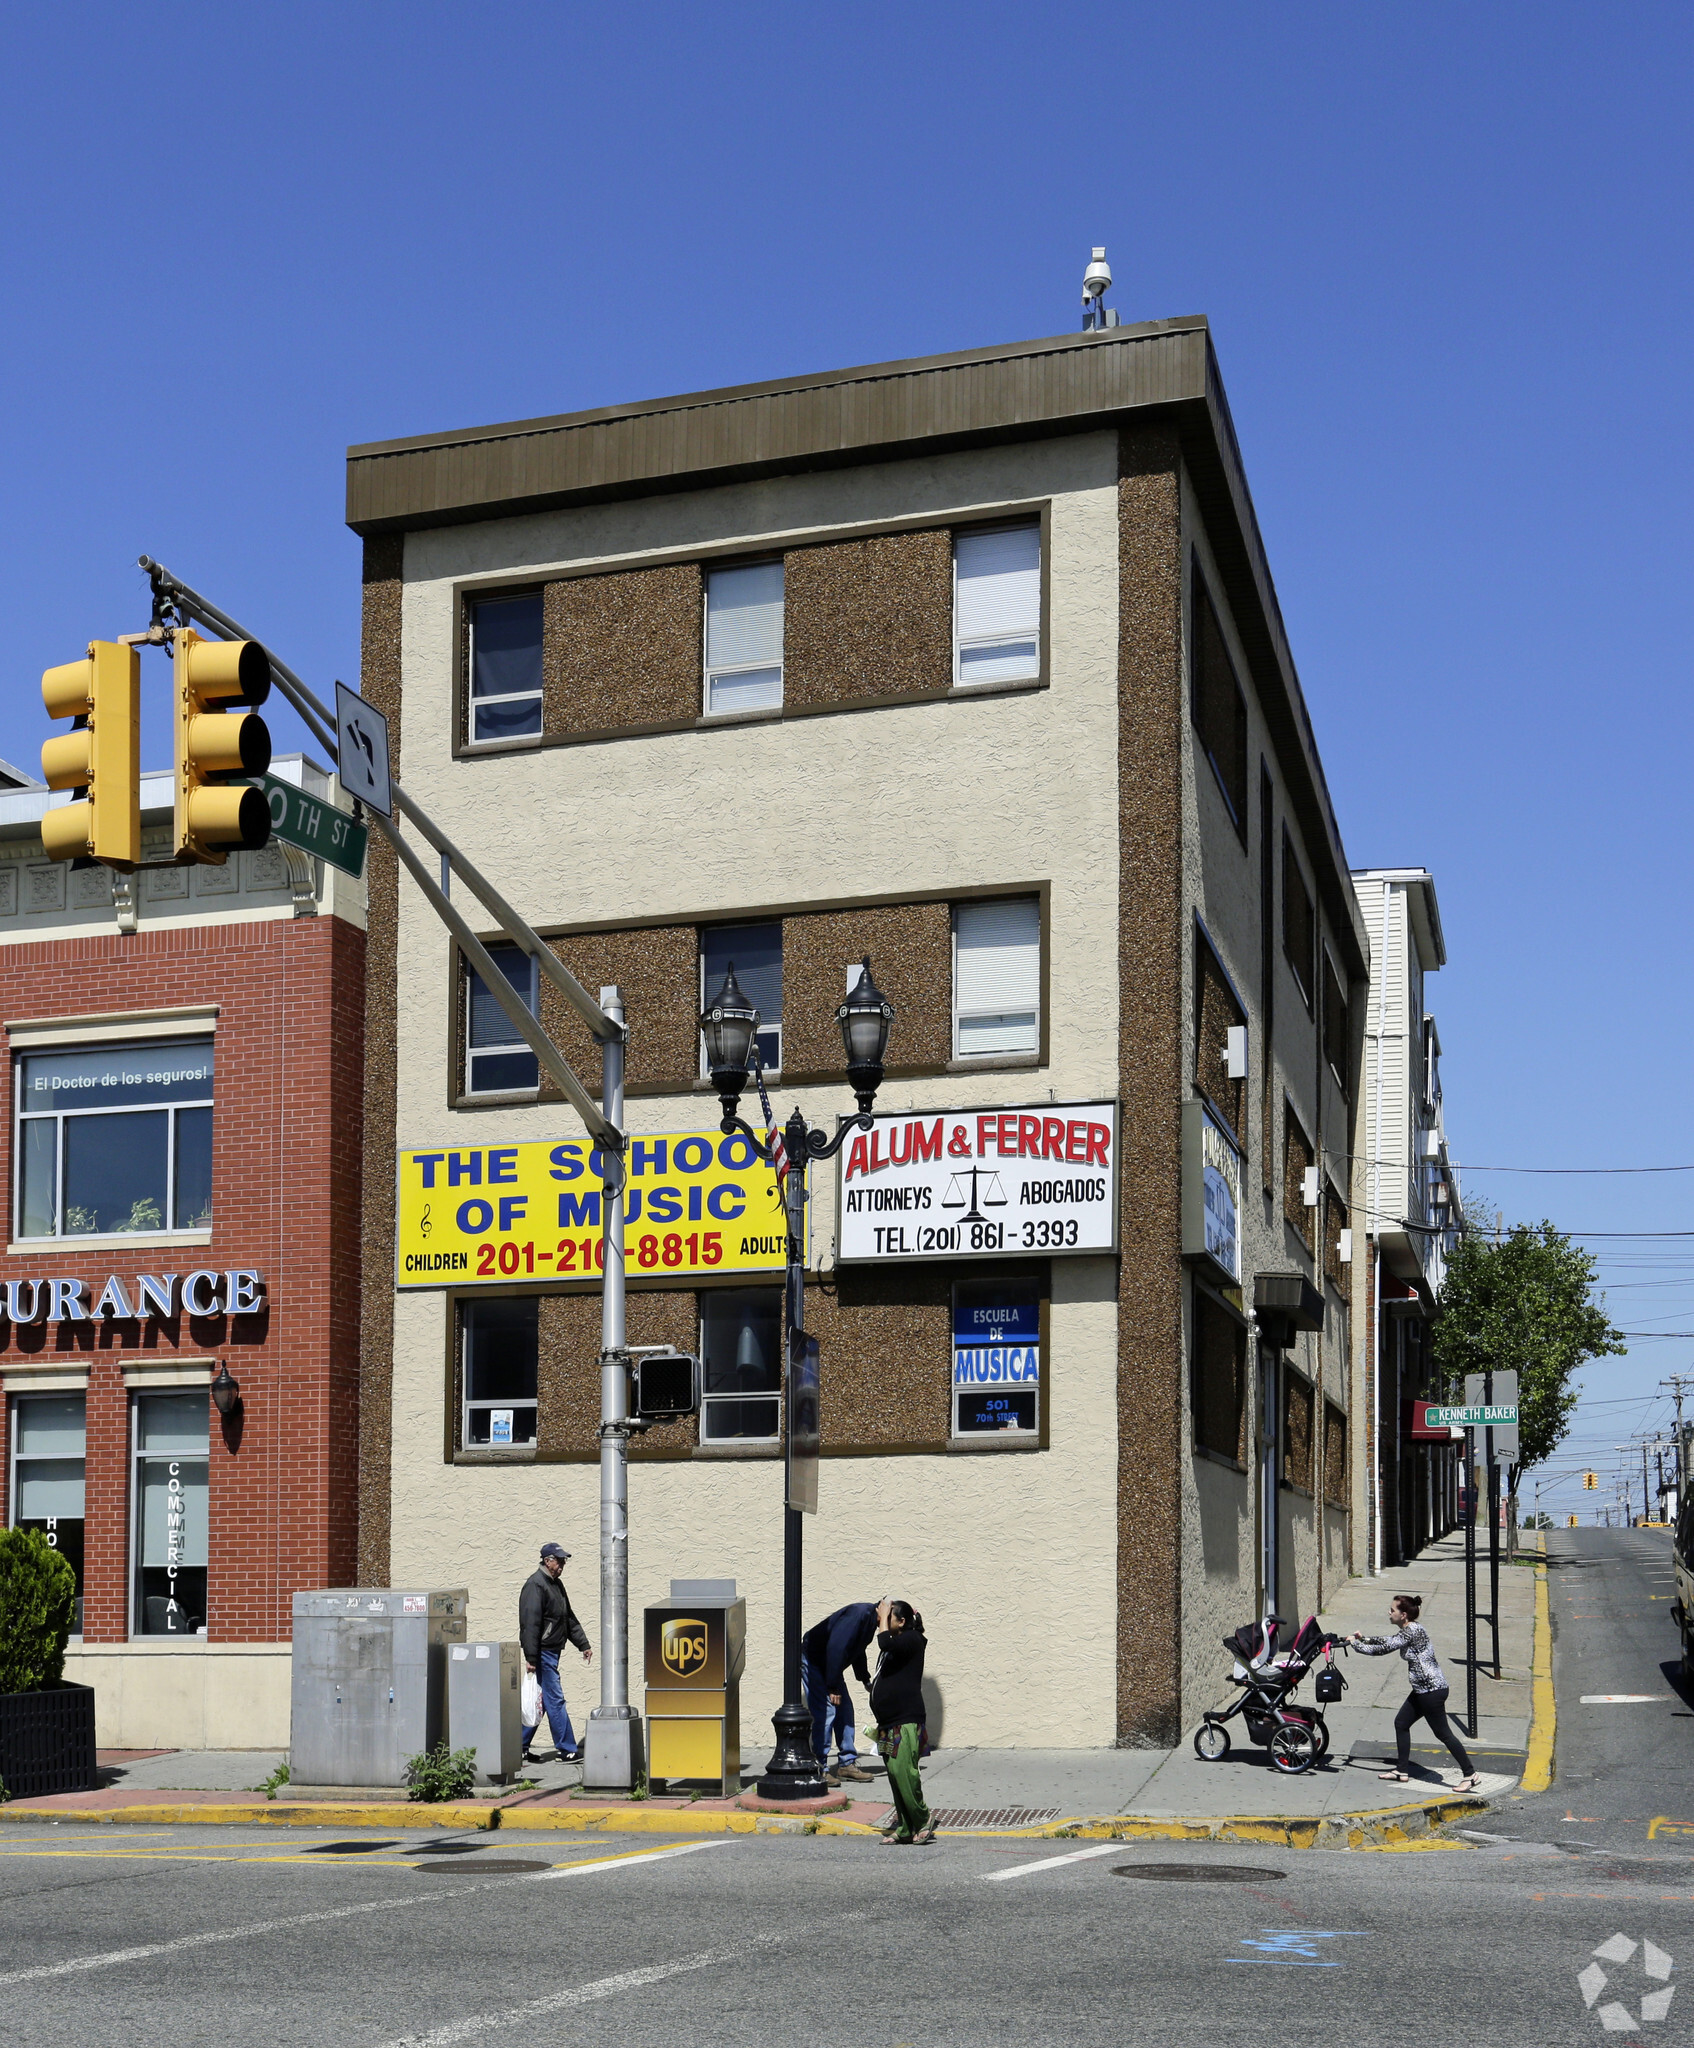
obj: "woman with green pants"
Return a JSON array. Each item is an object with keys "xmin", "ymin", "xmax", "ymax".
[{"xmin": 871, "ymin": 1598, "xmax": 934, "ymax": 1845}]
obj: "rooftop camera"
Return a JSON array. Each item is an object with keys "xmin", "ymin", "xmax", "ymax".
[{"xmin": 1081, "ymin": 247, "xmax": 1112, "ymax": 305}]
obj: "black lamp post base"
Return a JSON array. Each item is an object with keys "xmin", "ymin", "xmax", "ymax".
[{"xmin": 755, "ymin": 1699, "xmax": 831, "ymax": 1802}]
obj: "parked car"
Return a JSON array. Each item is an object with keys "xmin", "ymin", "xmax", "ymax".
[{"xmin": 1674, "ymin": 1491, "xmax": 1694, "ymax": 1677}]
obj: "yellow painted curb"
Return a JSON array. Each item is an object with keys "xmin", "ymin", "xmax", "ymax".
[
  {"xmin": 1523, "ymin": 1530, "xmax": 1555, "ymax": 1794},
  {"xmin": 0, "ymin": 1802, "xmax": 495, "ymax": 1831}
]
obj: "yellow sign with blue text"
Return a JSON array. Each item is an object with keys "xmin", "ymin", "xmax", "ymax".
[{"xmin": 396, "ymin": 1131, "xmax": 792, "ymax": 1288}]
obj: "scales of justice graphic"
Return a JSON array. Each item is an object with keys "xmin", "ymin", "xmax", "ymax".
[{"xmin": 943, "ymin": 1164, "xmax": 1009, "ymax": 1223}]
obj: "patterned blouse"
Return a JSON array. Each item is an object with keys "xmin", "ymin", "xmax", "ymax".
[{"xmin": 1353, "ymin": 1620, "xmax": 1446, "ymax": 1693}]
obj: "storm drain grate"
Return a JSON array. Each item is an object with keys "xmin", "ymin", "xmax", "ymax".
[
  {"xmin": 1112, "ymin": 1865, "xmax": 1285, "ymax": 1883},
  {"xmin": 412, "ymin": 1858, "xmax": 552, "ymax": 1875},
  {"xmin": 894, "ymin": 1807, "xmax": 1063, "ymax": 1830}
]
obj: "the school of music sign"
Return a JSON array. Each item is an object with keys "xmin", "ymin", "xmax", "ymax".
[{"xmin": 836, "ymin": 1101, "xmax": 1119, "ymax": 1264}]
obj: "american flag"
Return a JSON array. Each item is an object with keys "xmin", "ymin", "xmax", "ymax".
[{"xmin": 751, "ymin": 1049, "xmax": 787, "ymax": 1184}]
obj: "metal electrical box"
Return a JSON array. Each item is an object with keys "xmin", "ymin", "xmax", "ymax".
[
  {"xmin": 290, "ymin": 1588, "xmax": 468, "ymax": 1786},
  {"xmin": 447, "ymin": 1639, "xmax": 524, "ymax": 1784},
  {"xmin": 644, "ymin": 1579, "xmax": 746, "ymax": 1796}
]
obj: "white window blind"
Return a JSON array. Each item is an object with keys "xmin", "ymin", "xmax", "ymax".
[
  {"xmin": 955, "ymin": 526, "xmax": 1040, "ymax": 686},
  {"xmin": 954, "ymin": 898, "xmax": 1040, "ymax": 1056},
  {"xmin": 706, "ymin": 562, "xmax": 784, "ymax": 713}
]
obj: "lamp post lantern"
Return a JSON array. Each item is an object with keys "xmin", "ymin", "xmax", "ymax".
[{"xmin": 701, "ymin": 958, "xmax": 893, "ymax": 1801}]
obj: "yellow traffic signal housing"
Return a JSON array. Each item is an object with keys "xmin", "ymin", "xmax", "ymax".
[
  {"xmin": 1584, "ymin": 1471, "xmax": 1598, "ymax": 1489},
  {"xmin": 40, "ymin": 640, "xmax": 141, "ymax": 868},
  {"xmin": 173, "ymin": 629, "xmax": 273, "ymax": 864}
]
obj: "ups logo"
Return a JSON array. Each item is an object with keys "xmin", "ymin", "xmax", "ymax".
[{"xmin": 660, "ymin": 1618, "xmax": 709, "ymax": 1679}]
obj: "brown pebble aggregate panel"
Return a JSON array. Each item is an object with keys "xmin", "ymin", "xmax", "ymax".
[
  {"xmin": 533, "ymin": 1287, "xmax": 699, "ymax": 1462},
  {"xmin": 1283, "ymin": 1107, "xmax": 1315, "ymax": 1256},
  {"xmin": 1194, "ymin": 930, "xmax": 1246, "ymax": 1143},
  {"xmin": 536, "ymin": 925, "xmax": 699, "ymax": 1100},
  {"xmin": 358, "ymin": 532, "xmax": 404, "ymax": 1587},
  {"xmin": 0, "ymin": 914, "xmax": 364, "ymax": 1644},
  {"xmin": 782, "ymin": 901, "xmax": 953, "ymax": 1077},
  {"xmin": 782, "ymin": 529, "xmax": 954, "ymax": 711},
  {"xmin": 542, "ymin": 562, "xmax": 703, "ymax": 740},
  {"xmin": 1115, "ymin": 426, "xmax": 1185, "ymax": 1747}
]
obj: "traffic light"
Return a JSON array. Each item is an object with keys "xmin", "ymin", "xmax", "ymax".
[
  {"xmin": 1567, "ymin": 1514, "xmax": 1578, "ymax": 1527},
  {"xmin": 1584, "ymin": 1471, "xmax": 1598, "ymax": 1489},
  {"xmin": 173, "ymin": 629, "xmax": 272, "ymax": 863},
  {"xmin": 39, "ymin": 641, "xmax": 140, "ymax": 867}
]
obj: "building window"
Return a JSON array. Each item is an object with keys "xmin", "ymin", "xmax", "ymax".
[
  {"xmin": 468, "ymin": 591, "xmax": 543, "ymax": 743},
  {"xmin": 700, "ymin": 1287, "xmax": 782, "ymax": 1442},
  {"xmin": 954, "ymin": 524, "xmax": 1040, "ymax": 686},
  {"xmin": 1191, "ymin": 1288, "xmax": 1245, "ymax": 1462},
  {"xmin": 17, "ymin": 1039, "xmax": 213, "ymax": 1240},
  {"xmin": 1322, "ymin": 950, "xmax": 1349, "ymax": 1095},
  {"xmin": 1191, "ymin": 565, "xmax": 1247, "ymax": 836},
  {"xmin": 461, "ymin": 1295, "xmax": 538, "ymax": 1447},
  {"xmin": 700, "ymin": 923, "xmax": 782, "ymax": 1075},
  {"xmin": 9, "ymin": 1394, "xmax": 85, "ymax": 1634},
  {"xmin": 1323, "ymin": 1400, "xmax": 1348, "ymax": 1508},
  {"xmin": 1325, "ymin": 1188, "xmax": 1350, "ymax": 1297},
  {"xmin": 132, "ymin": 1390, "xmax": 208, "ymax": 1636},
  {"xmin": 704, "ymin": 562, "xmax": 784, "ymax": 715},
  {"xmin": 953, "ymin": 898, "xmax": 1040, "ymax": 1058},
  {"xmin": 1282, "ymin": 1370, "xmax": 1315, "ymax": 1491},
  {"xmin": 1282, "ymin": 831, "xmax": 1314, "ymax": 1012},
  {"xmin": 1194, "ymin": 927, "xmax": 1247, "ymax": 1141},
  {"xmin": 466, "ymin": 943, "xmax": 539, "ymax": 1095},
  {"xmin": 1283, "ymin": 1107, "xmax": 1316, "ymax": 1256},
  {"xmin": 952, "ymin": 1276, "xmax": 1041, "ymax": 1436}
]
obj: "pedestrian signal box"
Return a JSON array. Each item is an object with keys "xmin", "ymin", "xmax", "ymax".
[
  {"xmin": 634, "ymin": 1350, "xmax": 699, "ymax": 1422},
  {"xmin": 173, "ymin": 629, "xmax": 273, "ymax": 863},
  {"xmin": 1584, "ymin": 1472, "xmax": 1598, "ymax": 1489},
  {"xmin": 40, "ymin": 641, "xmax": 140, "ymax": 868}
]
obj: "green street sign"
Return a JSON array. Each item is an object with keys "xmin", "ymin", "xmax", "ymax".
[
  {"xmin": 1427, "ymin": 1403, "xmax": 1518, "ymax": 1429},
  {"xmin": 259, "ymin": 774, "xmax": 367, "ymax": 879}
]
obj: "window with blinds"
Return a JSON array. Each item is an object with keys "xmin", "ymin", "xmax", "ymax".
[
  {"xmin": 705, "ymin": 562, "xmax": 784, "ymax": 714},
  {"xmin": 953, "ymin": 898, "xmax": 1040, "ymax": 1057},
  {"xmin": 465, "ymin": 942, "xmax": 540, "ymax": 1095},
  {"xmin": 468, "ymin": 592, "xmax": 544, "ymax": 743},
  {"xmin": 700, "ymin": 922, "xmax": 782, "ymax": 1075},
  {"xmin": 954, "ymin": 525, "xmax": 1040, "ymax": 686}
]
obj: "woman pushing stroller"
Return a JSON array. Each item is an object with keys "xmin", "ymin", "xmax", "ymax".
[{"xmin": 1351, "ymin": 1592, "xmax": 1483, "ymax": 1791}]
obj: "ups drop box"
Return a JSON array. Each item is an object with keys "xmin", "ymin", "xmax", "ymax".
[{"xmin": 643, "ymin": 1580, "xmax": 746, "ymax": 1796}]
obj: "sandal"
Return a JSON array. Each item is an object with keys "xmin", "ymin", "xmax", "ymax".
[
  {"xmin": 1377, "ymin": 1770, "xmax": 1412, "ymax": 1781},
  {"xmin": 1454, "ymin": 1773, "xmax": 1483, "ymax": 1792},
  {"xmin": 912, "ymin": 1827, "xmax": 937, "ymax": 1845},
  {"xmin": 880, "ymin": 1833, "xmax": 911, "ymax": 1846}
]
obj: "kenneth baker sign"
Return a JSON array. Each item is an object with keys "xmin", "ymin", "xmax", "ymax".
[{"xmin": 836, "ymin": 1102, "xmax": 1118, "ymax": 1263}]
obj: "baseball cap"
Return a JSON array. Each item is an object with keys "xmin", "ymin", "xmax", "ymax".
[{"xmin": 539, "ymin": 1542, "xmax": 571, "ymax": 1562}]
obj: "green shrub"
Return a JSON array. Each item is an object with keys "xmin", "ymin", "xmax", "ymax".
[
  {"xmin": 257, "ymin": 1763, "xmax": 291, "ymax": 1801},
  {"xmin": 0, "ymin": 1529, "xmax": 77, "ymax": 1694},
  {"xmin": 402, "ymin": 1742, "xmax": 478, "ymax": 1803}
]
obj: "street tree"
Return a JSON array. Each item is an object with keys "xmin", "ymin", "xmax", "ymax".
[{"xmin": 1432, "ymin": 1210, "xmax": 1624, "ymax": 1536}]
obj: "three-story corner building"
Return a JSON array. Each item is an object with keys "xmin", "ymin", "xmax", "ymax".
[
  {"xmin": 1351, "ymin": 866, "xmax": 1464, "ymax": 1570},
  {"xmin": 348, "ymin": 319, "xmax": 1369, "ymax": 1748},
  {"xmin": 0, "ymin": 759, "xmax": 365, "ymax": 1747}
]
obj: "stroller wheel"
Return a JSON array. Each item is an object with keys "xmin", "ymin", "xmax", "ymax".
[
  {"xmin": 1268, "ymin": 1723, "xmax": 1319, "ymax": 1775},
  {"xmin": 1193, "ymin": 1720, "xmax": 1231, "ymax": 1762},
  {"xmin": 1313, "ymin": 1717, "xmax": 1331, "ymax": 1759}
]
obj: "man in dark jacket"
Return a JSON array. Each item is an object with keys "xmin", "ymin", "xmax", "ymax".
[
  {"xmin": 801, "ymin": 1600, "xmax": 878, "ymax": 1783},
  {"xmin": 519, "ymin": 1541, "xmax": 592, "ymax": 1764}
]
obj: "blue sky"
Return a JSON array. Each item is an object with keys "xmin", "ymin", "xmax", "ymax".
[{"xmin": 3, "ymin": 5, "xmax": 1689, "ymax": 1511}]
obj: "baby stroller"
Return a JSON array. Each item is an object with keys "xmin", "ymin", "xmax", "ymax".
[{"xmin": 1192, "ymin": 1614, "xmax": 1347, "ymax": 1775}]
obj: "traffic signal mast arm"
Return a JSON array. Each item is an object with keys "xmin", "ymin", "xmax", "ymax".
[{"xmin": 139, "ymin": 557, "xmax": 623, "ymax": 1158}]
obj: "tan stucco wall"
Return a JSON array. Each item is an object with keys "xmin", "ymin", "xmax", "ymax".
[
  {"xmin": 382, "ymin": 434, "xmax": 1129, "ymax": 1747},
  {"xmin": 63, "ymin": 1643, "xmax": 291, "ymax": 1750}
]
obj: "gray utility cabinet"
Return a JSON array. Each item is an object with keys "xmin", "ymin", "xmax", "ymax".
[
  {"xmin": 291, "ymin": 1589, "xmax": 468, "ymax": 1786},
  {"xmin": 447, "ymin": 1640, "xmax": 523, "ymax": 1784}
]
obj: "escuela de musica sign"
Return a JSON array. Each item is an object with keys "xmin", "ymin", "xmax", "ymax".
[{"xmin": 0, "ymin": 1269, "xmax": 267, "ymax": 1328}]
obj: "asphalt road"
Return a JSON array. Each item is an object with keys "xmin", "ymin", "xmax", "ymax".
[
  {"xmin": 0, "ymin": 1817, "xmax": 1692, "ymax": 2046},
  {"xmin": 1504, "ymin": 1524, "xmax": 1694, "ymax": 1852}
]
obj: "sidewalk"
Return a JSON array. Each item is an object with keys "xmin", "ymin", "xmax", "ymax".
[{"xmin": 2, "ymin": 1535, "xmax": 1533, "ymax": 1845}]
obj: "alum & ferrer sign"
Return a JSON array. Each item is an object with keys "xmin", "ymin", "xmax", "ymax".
[
  {"xmin": 396, "ymin": 1131, "xmax": 791, "ymax": 1287},
  {"xmin": 836, "ymin": 1102, "xmax": 1119, "ymax": 1263}
]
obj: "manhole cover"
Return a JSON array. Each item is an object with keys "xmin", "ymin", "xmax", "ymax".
[
  {"xmin": 1111, "ymin": 1865, "xmax": 1284, "ymax": 1883},
  {"xmin": 412, "ymin": 1858, "xmax": 552, "ymax": 1875},
  {"xmin": 306, "ymin": 1842, "xmax": 400, "ymax": 1854}
]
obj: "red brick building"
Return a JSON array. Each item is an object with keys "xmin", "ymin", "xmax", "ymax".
[{"xmin": 0, "ymin": 760, "xmax": 364, "ymax": 1747}]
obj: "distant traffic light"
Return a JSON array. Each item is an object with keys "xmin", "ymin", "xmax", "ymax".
[
  {"xmin": 40, "ymin": 641, "xmax": 140, "ymax": 867},
  {"xmin": 173, "ymin": 630, "xmax": 272, "ymax": 863},
  {"xmin": 1584, "ymin": 1471, "xmax": 1598, "ymax": 1489}
]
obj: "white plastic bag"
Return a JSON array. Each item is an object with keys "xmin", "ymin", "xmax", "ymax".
[{"xmin": 521, "ymin": 1668, "xmax": 543, "ymax": 1728}]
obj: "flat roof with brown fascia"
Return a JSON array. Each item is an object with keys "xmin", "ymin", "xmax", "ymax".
[{"xmin": 346, "ymin": 319, "xmax": 1366, "ymax": 973}]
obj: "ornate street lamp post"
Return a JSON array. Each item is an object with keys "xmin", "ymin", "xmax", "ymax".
[{"xmin": 700, "ymin": 958, "xmax": 894, "ymax": 1801}]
